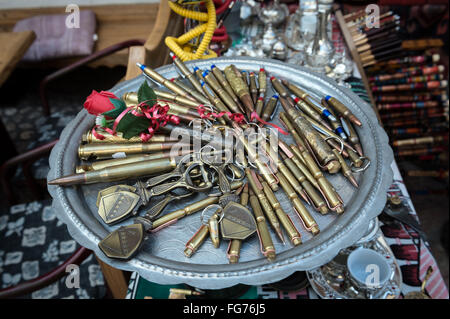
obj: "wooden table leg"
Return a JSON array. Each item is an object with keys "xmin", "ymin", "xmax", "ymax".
[{"xmin": 95, "ymin": 255, "xmax": 129, "ymax": 299}]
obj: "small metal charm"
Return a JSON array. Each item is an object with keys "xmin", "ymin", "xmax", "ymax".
[
  {"xmin": 220, "ymin": 201, "xmax": 257, "ymax": 240},
  {"xmin": 98, "ymin": 223, "xmax": 145, "ymax": 260}
]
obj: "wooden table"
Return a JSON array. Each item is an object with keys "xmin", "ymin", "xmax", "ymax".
[{"xmin": 0, "ymin": 31, "xmax": 35, "ymax": 86}]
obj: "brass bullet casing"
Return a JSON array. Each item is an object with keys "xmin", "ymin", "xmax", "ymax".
[
  {"xmin": 203, "ymin": 70, "xmax": 241, "ymax": 114},
  {"xmin": 320, "ymin": 99, "xmax": 348, "ymax": 141},
  {"xmin": 170, "ymin": 53, "xmax": 207, "ymax": 100},
  {"xmin": 261, "ymin": 94, "xmax": 279, "ymax": 122},
  {"xmin": 158, "ymin": 100, "xmax": 201, "ymax": 118},
  {"xmin": 152, "ymin": 196, "xmax": 220, "ymax": 231},
  {"xmin": 249, "ymin": 72, "xmax": 258, "ymax": 103},
  {"xmin": 347, "ymin": 147, "xmax": 363, "ymax": 168},
  {"xmin": 49, "ymin": 157, "xmax": 177, "ymax": 186},
  {"xmin": 270, "ymin": 76, "xmax": 290, "ymax": 99},
  {"xmin": 341, "ymin": 117, "xmax": 364, "ymax": 157},
  {"xmin": 282, "ymin": 79, "xmax": 308, "ymax": 100},
  {"xmin": 295, "ymin": 143, "xmax": 344, "ymax": 213},
  {"xmin": 184, "ymin": 224, "xmax": 209, "ymax": 257},
  {"xmin": 199, "ymin": 80, "xmax": 232, "ymax": 124},
  {"xmin": 137, "ymin": 63, "xmax": 196, "ymax": 102},
  {"xmin": 249, "ymin": 189, "xmax": 276, "ymax": 261},
  {"xmin": 261, "ymin": 142, "xmax": 308, "ymax": 204},
  {"xmin": 82, "ymin": 129, "xmax": 177, "ymax": 144},
  {"xmin": 224, "ymin": 65, "xmax": 255, "ymax": 116},
  {"xmin": 167, "ymin": 109, "xmax": 199, "ymax": 123},
  {"xmin": 208, "ymin": 212, "xmax": 221, "ymax": 248},
  {"xmin": 240, "ymin": 183, "xmax": 249, "ymax": 206},
  {"xmin": 277, "ymin": 172, "xmax": 320, "ymax": 235},
  {"xmin": 227, "ymin": 239, "xmax": 242, "ymax": 264},
  {"xmin": 171, "ymin": 77, "xmax": 210, "ymax": 106},
  {"xmin": 78, "ymin": 141, "xmax": 190, "ymax": 160},
  {"xmin": 300, "ymin": 112, "xmax": 355, "ymax": 153},
  {"xmin": 258, "ymin": 175, "xmax": 302, "ymax": 246},
  {"xmin": 290, "ymin": 144, "xmax": 343, "ymax": 213},
  {"xmin": 278, "ymin": 144, "xmax": 327, "ymax": 214},
  {"xmin": 246, "ymin": 168, "xmax": 284, "ymax": 243},
  {"xmin": 210, "ymin": 65, "xmax": 244, "ymax": 112},
  {"xmin": 279, "ymin": 97, "xmax": 341, "ymax": 174},
  {"xmin": 292, "ymin": 96, "xmax": 333, "ymax": 131},
  {"xmin": 325, "ymin": 95, "xmax": 362, "ymax": 126},
  {"xmin": 288, "ymin": 144, "xmax": 321, "ymax": 190},
  {"xmin": 279, "ymin": 112, "xmax": 307, "ymax": 153},
  {"xmin": 76, "ymin": 150, "xmax": 190, "ymax": 173},
  {"xmin": 122, "ymin": 91, "xmax": 139, "ymax": 106},
  {"xmin": 255, "ymin": 94, "xmax": 265, "ymax": 117},
  {"xmin": 232, "ymin": 122, "xmax": 279, "ymax": 191},
  {"xmin": 152, "ymin": 89, "xmax": 200, "ymax": 109},
  {"xmin": 258, "ymin": 68, "xmax": 267, "ymax": 97},
  {"xmin": 333, "ymin": 149, "xmax": 358, "ymax": 188}
]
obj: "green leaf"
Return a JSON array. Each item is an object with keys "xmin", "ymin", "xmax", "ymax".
[
  {"xmin": 116, "ymin": 113, "xmax": 150, "ymax": 139},
  {"xmin": 102, "ymin": 98, "xmax": 127, "ymax": 118},
  {"xmin": 138, "ymin": 81, "xmax": 157, "ymax": 105}
]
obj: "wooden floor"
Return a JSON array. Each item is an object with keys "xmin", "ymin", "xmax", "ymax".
[{"xmin": 0, "ymin": 3, "xmax": 160, "ymax": 68}]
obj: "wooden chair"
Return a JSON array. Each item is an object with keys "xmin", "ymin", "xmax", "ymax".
[
  {"xmin": 0, "ymin": 0, "xmax": 184, "ymax": 299},
  {"xmin": 40, "ymin": 0, "xmax": 184, "ymax": 115}
]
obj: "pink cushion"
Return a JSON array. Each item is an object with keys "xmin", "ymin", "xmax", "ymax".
[{"xmin": 13, "ymin": 10, "xmax": 96, "ymax": 62}]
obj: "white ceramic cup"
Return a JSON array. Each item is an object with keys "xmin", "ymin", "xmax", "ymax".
[{"xmin": 347, "ymin": 247, "xmax": 392, "ymax": 290}]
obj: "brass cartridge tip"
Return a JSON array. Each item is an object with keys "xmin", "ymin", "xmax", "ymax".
[{"xmin": 292, "ymin": 237, "xmax": 302, "ymax": 246}]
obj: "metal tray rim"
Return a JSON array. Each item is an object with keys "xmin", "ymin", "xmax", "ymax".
[{"xmin": 48, "ymin": 57, "xmax": 394, "ymax": 289}]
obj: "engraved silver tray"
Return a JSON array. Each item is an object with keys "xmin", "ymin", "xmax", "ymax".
[{"xmin": 47, "ymin": 57, "xmax": 394, "ymax": 289}]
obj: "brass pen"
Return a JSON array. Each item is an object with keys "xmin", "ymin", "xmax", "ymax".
[
  {"xmin": 247, "ymin": 168, "xmax": 284, "ymax": 243},
  {"xmin": 324, "ymin": 95, "xmax": 362, "ymax": 126},
  {"xmin": 136, "ymin": 63, "xmax": 197, "ymax": 102},
  {"xmin": 232, "ymin": 123, "xmax": 279, "ymax": 191},
  {"xmin": 258, "ymin": 68, "xmax": 267, "ymax": 97},
  {"xmin": 171, "ymin": 77, "xmax": 211, "ymax": 106},
  {"xmin": 203, "ymin": 69, "xmax": 241, "ymax": 114},
  {"xmin": 290, "ymin": 144, "xmax": 344, "ymax": 214},
  {"xmin": 277, "ymin": 171, "xmax": 320, "ymax": 235},
  {"xmin": 279, "ymin": 96, "xmax": 341, "ymax": 174},
  {"xmin": 249, "ymin": 72, "xmax": 258, "ymax": 103},
  {"xmin": 332, "ymin": 149, "xmax": 358, "ymax": 187},
  {"xmin": 210, "ymin": 64, "xmax": 245, "ymax": 113},
  {"xmin": 170, "ymin": 52, "xmax": 207, "ymax": 100},
  {"xmin": 278, "ymin": 141, "xmax": 328, "ymax": 214},
  {"xmin": 257, "ymin": 175, "xmax": 302, "ymax": 246},
  {"xmin": 261, "ymin": 94, "xmax": 279, "ymax": 122},
  {"xmin": 150, "ymin": 182, "xmax": 243, "ymax": 231},
  {"xmin": 341, "ymin": 117, "xmax": 364, "ymax": 156},
  {"xmin": 249, "ymin": 188, "xmax": 276, "ymax": 261},
  {"xmin": 224, "ymin": 65, "xmax": 255, "ymax": 116}
]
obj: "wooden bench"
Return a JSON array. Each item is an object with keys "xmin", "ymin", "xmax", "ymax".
[{"xmin": 0, "ymin": 3, "xmax": 165, "ymax": 68}]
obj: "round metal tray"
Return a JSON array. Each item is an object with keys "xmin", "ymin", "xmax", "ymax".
[{"xmin": 47, "ymin": 57, "xmax": 393, "ymax": 289}]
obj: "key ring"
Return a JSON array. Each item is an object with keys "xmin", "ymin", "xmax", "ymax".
[
  {"xmin": 351, "ymin": 156, "xmax": 371, "ymax": 172},
  {"xmin": 200, "ymin": 204, "xmax": 224, "ymax": 225},
  {"xmin": 324, "ymin": 136, "xmax": 344, "ymax": 154}
]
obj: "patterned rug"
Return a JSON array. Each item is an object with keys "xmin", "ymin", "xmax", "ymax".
[{"xmin": 0, "ymin": 199, "xmax": 106, "ymax": 299}]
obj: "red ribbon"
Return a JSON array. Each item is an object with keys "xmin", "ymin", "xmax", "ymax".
[
  {"xmin": 95, "ymin": 99, "xmax": 180, "ymax": 142},
  {"xmin": 196, "ymin": 105, "xmax": 246, "ymax": 123},
  {"xmin": 196, "ymin": 105, "xmax": 288, "ymax": 135}
]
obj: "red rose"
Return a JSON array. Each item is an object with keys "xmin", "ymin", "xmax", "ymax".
[{"xmin": 83, "ymin": 90, "xmax": 119, "ymax": 115}]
